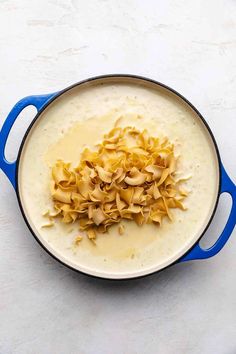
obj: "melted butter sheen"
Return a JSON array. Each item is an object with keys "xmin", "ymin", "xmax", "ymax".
[{"xmin": 18, "ymin": 81, "xmax": 219, "ymax": 277}]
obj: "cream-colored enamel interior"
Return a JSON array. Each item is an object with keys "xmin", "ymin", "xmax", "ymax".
[{"xmin": 18, "ymin": 77, "xmax": 219, "ymax": 279}]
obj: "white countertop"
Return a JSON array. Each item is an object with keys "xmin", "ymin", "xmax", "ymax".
[{"xmin": 0, "ymin": 1, "xmax": 236, "ymax": 353}]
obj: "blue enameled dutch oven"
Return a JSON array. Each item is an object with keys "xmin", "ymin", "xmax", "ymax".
[{"xmin": 0, "ymin": 75, "xmax": 235, "ymax": 280}]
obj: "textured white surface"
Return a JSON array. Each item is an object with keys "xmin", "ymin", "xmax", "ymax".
[{"xmin": 0, "ymin": 1, "xmax": 236, "ymax": 353}]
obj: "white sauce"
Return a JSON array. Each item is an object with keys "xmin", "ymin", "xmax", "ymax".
[{"xmin": 18, "ymin": 78, "xmax": 219, "ymax": 278}]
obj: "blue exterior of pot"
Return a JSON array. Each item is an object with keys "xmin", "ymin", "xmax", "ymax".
[{"xmin": 0, "ymin": 76, "xmax": 235, "ymax": 277}]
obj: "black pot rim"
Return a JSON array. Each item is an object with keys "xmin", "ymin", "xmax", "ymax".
[{"xmin": 15, "ymin": 74, "xmax": 222, "ymax": 281}]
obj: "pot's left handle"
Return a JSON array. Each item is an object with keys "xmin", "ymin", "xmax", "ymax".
[{"xmin": 0, "ymin": 93, "xmax": 58, "ymax": 189}]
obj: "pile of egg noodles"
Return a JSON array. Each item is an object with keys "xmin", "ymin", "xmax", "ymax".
[{"xmin": 47, "ymin": 125, "xmax": 188, "ymax": 241}]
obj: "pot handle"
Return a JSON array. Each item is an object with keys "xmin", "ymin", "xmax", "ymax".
[
  {"xmin": 180, "ymin": 163, "xmax": 236, "ymax": 262},
  {"xmin": 0, "ymin": 93, "xmax": 58, "ymax": 189}
]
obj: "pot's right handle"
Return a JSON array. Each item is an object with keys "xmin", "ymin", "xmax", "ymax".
[
  {"xmin": 180, "ymin": 163, "xmax": 236, "ymax": 262},
  {"xmin": 0, "ymin": 93, "xmax": 58, "ymax": 189}
]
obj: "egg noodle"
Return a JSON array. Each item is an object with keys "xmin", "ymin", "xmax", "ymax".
[{"xmin": 44, "ymin": 124, "xmax": 189, "ymax": 242}]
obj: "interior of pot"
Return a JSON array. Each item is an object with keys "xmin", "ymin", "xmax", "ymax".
[{"xmin": 17, "ymin": 76, "xmax": 220, "ymax": 279}]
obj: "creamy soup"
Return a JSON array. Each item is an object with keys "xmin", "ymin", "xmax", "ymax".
[{"xmin": 18, "ymin": 78, "xmax": 219, "ymax": 279}]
